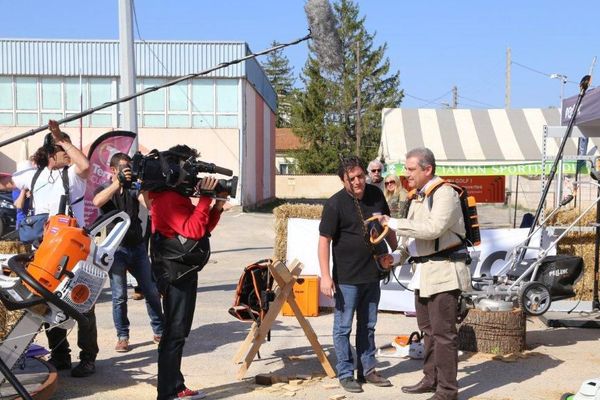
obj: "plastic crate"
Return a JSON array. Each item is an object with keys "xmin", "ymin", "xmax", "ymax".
[{"xmin": 282, "ymin": 275, "xmax": 319, "ymax": 317}]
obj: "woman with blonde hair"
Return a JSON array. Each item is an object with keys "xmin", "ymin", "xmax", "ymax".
[{"xmin": 383, "ymin": 174, "xmax": 408, "ymax": 218}]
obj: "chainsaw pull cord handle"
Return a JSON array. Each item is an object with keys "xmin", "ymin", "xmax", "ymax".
[
  {"xmin": 364, "ymin": 215, "xmax": 390, "ymax": 244},
  {"xmin": 408, "ymin": 331, "xmax": 422, "ymax": 344}
]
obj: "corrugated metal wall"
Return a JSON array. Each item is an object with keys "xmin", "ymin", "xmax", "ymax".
[{"xmin": 0, "ymin": 39, "xmax": 276, "ymax": 111}]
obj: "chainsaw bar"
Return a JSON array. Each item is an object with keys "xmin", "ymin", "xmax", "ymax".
[{"xmin": 0, "ymin": 311, "xmax": 43, "ymax": 382}]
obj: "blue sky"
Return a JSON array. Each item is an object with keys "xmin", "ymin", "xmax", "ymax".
[{"xmin": 1, "ymin": 0, "xmax": 598, "ymax": 109}]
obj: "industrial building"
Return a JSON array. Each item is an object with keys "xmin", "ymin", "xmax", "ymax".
[{"xmin": 0, "ymin": 38, "xmax": 277, "ymax": 208}]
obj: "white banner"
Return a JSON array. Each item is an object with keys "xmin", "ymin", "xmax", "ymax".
[{"xmin": 286, "ymin": 219, "xmax": 555, "ymax": 312}]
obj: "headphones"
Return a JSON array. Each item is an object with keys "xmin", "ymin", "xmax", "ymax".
[
  {"xmin": 43, "ymin": 132, "xmax": 56, "ymax": 155},
  {"xmin": 43, "ymin": 131, "xmax": 70, "ymax": 155}
]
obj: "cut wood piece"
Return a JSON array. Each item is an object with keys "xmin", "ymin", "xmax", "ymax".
[{"xmin": 458, "ymin": 308, "xmax": 526, "ymax": 355}]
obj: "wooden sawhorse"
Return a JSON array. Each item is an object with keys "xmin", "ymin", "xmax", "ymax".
[{"xmin": 233, "ymin": 259, "xmax": 335, "ymax": 380}]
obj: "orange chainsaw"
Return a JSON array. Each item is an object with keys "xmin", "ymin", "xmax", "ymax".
[{"xmin": 0, "ymin": 208, "xmax": 130, "ymax": 373}]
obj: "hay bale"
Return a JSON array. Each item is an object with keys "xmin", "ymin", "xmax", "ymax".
[
  {"xmin": 557, "ymin": 232, "xmax": 596, "ymax": 300},
  {"xmin": 273, "ymin": 204, "xmax": 323, "ymax": 261},
  {"xmin": 0, "ymin": 240, "xmax": 30, "ymax": 341},
  {"xmin": 550, "ymin": 207, "xmax": 599, "ymax": 301},
  {"xmin": 0, "ymin": 241, "xmax": 30, "ymax": 254}
]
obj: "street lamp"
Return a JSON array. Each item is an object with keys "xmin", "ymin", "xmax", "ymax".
[{"xmin": 550, "ymin": 73, "xmax": 568, "ymax": 111}]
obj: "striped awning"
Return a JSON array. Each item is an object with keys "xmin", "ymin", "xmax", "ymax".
[{"xmin": 380, "ymin": 108, "xmax": 600, "ymax": 164}]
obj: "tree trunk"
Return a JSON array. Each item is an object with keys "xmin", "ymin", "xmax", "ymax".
[{"xmin": 458, "ymin": 308, "xmax": 526, "ymax": 354}]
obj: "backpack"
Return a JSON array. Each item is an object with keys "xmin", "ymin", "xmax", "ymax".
[
  {"xmin": 408, "ymin": 179, "xmax": 481, "ymax": 250},
  {"xmin": 228, "ymin": 259, "xmax": 274, "ymax": 323},
  {"xmin": 18, "ymin": 167, "xmax": 83, "ymax": 244}
]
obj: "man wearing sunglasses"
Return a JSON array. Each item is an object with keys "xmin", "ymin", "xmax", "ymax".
[{"xmin": 366, "ymin": 159, "xmax": 385, "ymax": 191}]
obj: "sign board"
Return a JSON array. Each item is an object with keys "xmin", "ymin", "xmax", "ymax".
[{"xmin": 441, "ymin": 175, "xmax": 505, "ymax": 203}]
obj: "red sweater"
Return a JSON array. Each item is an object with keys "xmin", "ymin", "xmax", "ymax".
[{"xmin": 149, "ymin": 191, "xmax": 221, "ymax": 239}]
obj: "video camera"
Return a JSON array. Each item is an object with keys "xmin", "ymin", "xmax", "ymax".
[{"xmin": 130, "ymin": 149, "xmax": 238, "ymax": 198}]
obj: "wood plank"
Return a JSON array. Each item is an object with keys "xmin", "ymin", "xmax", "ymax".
[
  {"xmin": 287, "ymin": 296, "xmax": 335, "ymax": 378},
  {"xmin": 232, "ymin": 321, "xmax": 259, "ymax": 364}
]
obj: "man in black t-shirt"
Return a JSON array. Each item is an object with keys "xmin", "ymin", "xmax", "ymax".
[
  {"xmin": 93, "ymin": 153, "xmax": 164, "ymax": 353},
  {"xmin": 318, "ymin": 156, "xmax": 397, "ymax": 393}
]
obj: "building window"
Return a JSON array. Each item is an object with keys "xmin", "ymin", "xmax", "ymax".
[
  {"xmin": 65, "ymin": 77, "xmax": 89, "ymax": 127},
  {"xmin": 279, "ymin": 163, "xmax": 296, "ymax": 175},
  {"xmin": 1, "ymin": 75, "xmax": 240, "ymax": 129},
  {"xmin": 89, "ymin": 78, "xmax": 113, "ymax": 127},
  {"xmin": 0, "ymin": 77, "xmax": 13, "ymax": 125}
]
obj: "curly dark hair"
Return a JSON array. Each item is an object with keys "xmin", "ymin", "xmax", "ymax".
[
  {"xmin": 31, "ymin": 146, "xmax": 49, "ymax": 168},
  {"xmin": 337, "ymin": 155, "xmax": 366, "ymax": 180}
]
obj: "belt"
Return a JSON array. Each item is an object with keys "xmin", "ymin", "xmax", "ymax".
[{"xmin": 409, "ymin": 245, "xmax": 470, "ymax": 264}]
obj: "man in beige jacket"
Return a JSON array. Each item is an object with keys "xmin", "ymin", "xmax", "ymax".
[{"xmin": 378, "ymin": 147, "xmax": 470, "ymax": 400}]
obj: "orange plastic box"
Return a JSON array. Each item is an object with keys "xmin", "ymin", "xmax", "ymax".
[{"xmin": 282, "ymin": 275, "xmax": 320, "ymax": 317}]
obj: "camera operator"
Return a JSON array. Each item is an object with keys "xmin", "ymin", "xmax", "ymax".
[
  {"xmin": 92, "ymin": 153, "xmax": 164, "ymax": 353},
  {"xmin": 149, "ymin": 145, "xmax": 227, "ymax": 400}
]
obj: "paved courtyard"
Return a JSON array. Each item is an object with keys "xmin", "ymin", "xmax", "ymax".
[{"xmin": 27, "ymin": 205, "xmax": 600, "ymax": 400}]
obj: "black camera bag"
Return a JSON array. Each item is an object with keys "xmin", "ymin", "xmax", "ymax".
[{"xmin": 151, "ymin": 233, "xmax": 211, "ymax": 283}]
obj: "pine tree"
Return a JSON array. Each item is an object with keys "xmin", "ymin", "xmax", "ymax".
[
  {"xmin": 261, "ymin": 42, "xmax": 296, "ymax": 128},
  {"xmin": 291, "ymin": 0, "xmax": 403, "ymax": 173}
]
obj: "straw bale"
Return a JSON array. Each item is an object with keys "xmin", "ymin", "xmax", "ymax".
[
  {"xmin": 0, "ymin": 241, "xmax": 30, "ymax": 254},
  {"xmin": 551, "ymin": 207, "xmax": 599, "ymax": 300},
  {"xmin": 273, "ymin": 204, "xmax": 323, "ymax": 261},
  {"xmin": 0, "ymin": 305, "xmax": 24, "ymax": 341},
  {"xmin": 0, "ymin": 241, "xmax": 30, "ymax": 340}
]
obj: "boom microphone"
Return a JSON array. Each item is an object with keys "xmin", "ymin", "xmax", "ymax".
[{"xmin": 305, "ymin": 0, "xmax": 343, "ymax": 72}]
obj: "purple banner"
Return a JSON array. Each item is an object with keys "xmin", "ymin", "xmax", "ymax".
[
  {"xmin": 85, "ymin": 131, "xmax": 136, "ymax": 226},
  {"xmin": 561, "ymin": 87, "xmax": 600, "ymax": 126}
]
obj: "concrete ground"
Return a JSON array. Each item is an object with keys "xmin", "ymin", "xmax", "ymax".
[{"xmin": 31, "ymin": 204, "xmax": 600, "ymax": 400}]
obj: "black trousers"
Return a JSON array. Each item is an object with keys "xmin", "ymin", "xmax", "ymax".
[
  {"xmin": 157, "ymin": 272, "xmax": 198, "ymax": 400},
  {"xmin": 415, "ymin": 290, "xmax": 460, "ymax": 400},
  {"xmin": 46, "ymin": 307, "xmax": 98, "ymax": 362}
]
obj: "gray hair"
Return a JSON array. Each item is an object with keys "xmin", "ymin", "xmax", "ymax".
[
  {"xmin": 406, "ymin": 147, "xmax": 436, "ymax": 175},
  {"xmin": 368, "ymin": 159, "xmax": 384, "ymax": 171}
]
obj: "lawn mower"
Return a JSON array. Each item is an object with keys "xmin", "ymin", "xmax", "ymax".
[
  {"xmin": 460, "ymin": 176, "xmax": 600, "ymax": 317},
  {"xmin": 0, "ymin": 203, "xmax": 129, "ymax": 398}
]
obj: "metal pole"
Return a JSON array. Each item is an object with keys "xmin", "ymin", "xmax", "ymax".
[
  {"xmin": 513, "ymin": 175, "xmax": 519, "ymax": 228},
  {"xmin": 119, "ymin": 0, "xmax": 139, "ymax": 152},
  {"xmin": 518, "ymin": 75, "xmax": 591, "ymax": 262},
  {"xmin": 0, "ymin": 357, "xmax": 34, "ymax": 400},
  {"xmin": 594, "ymin": 183, "xmax": 600, "ymax": 311}
]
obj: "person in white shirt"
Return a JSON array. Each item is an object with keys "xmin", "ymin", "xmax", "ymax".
[
  {"xmin": 12, "ymin": 121, "xmax": 88, "ymax": 224},
  {"xmin": 1, "ymin": 120, "xmax": 96, "ymax": 378}
]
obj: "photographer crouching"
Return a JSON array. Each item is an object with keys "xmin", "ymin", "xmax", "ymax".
[{"xmin": 148, "ymin": 145, "xmax": 228, "ymax": 400}]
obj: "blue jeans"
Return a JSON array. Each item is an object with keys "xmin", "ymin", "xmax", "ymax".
[
  {"xmin": 333, "ymin": 282, "xmax": 381, "ymax": 380},
  {"xmin": 109, "ymin": 242, "xmax": 164, "ymax": 339}
]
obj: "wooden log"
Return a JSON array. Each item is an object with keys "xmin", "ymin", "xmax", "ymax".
[{"xmin": 458, "ymin": 308, "xmax": 526, "ymax": 355}]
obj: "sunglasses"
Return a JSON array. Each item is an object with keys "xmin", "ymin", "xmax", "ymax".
[
  {"xmin": 385, "ymin": 181, "xmax": 396, "ymax": 185},
  {"xmin": 370, "ymin": 169, "xmax": 382, "ymax": 173}
]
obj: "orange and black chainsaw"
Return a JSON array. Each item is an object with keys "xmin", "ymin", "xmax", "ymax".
[{"xmin": 0, "ymin": 206, "xmax": 130, "ymax": 378}]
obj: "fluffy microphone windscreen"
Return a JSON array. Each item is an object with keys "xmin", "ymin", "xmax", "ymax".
[{"xmin": 304, "ymin": 0, "xmax": 343, "ymax": 72}]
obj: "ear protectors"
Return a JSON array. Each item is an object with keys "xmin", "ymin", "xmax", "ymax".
[{"xmin": 43, "ymin": 133, "xmax": 56, "ymax": 155}]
